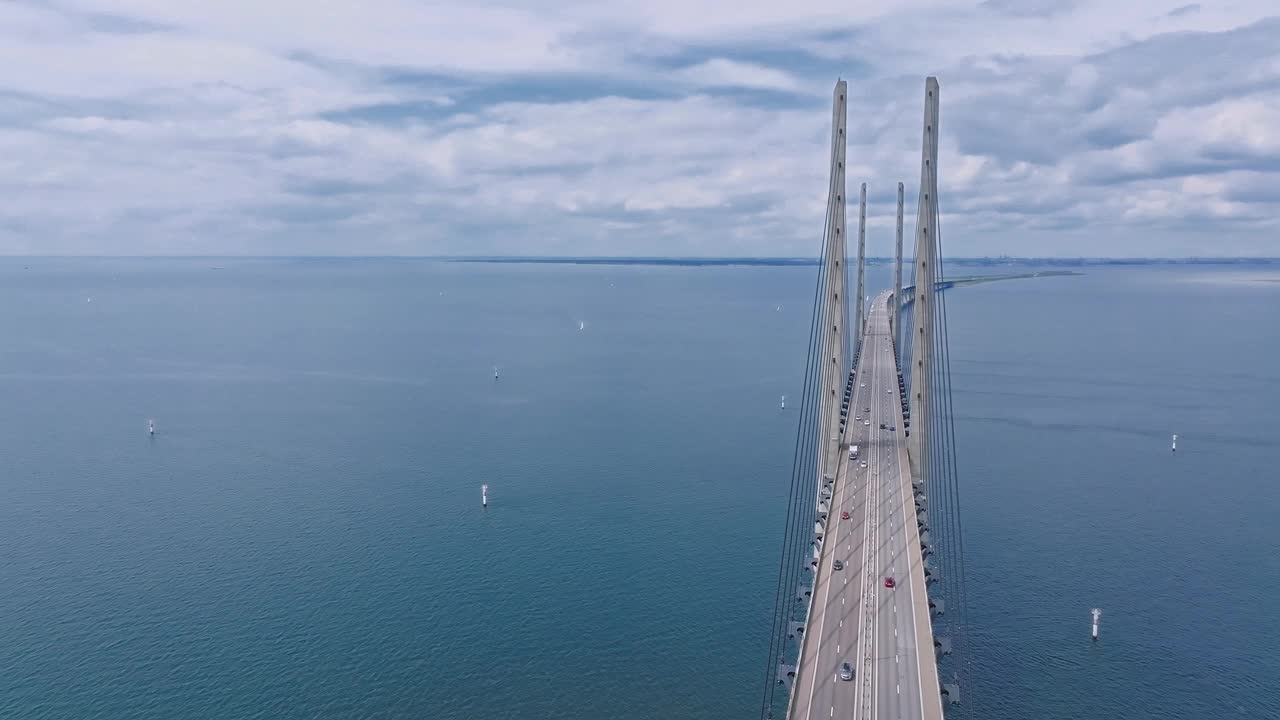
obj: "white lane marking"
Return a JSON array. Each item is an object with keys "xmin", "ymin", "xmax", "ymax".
[
  {"xmin": 897, "ymin": 684, "xmax": 900, "ymax": 695},
  {"xmin": 895, "ymin": 628, "xmax": 898, "ymax": 637},
  {"xmin": 830, "ymin": 708, "xmax": 833, "ymax": 717},
  {"xmin": 842, "ymin": 597, "xmax": 846, "ymax": 605},
  {"xmin": 837, "ymin": 644, "xmax": 840, "ymax": 653},
  {"xmin": 839, "ymin": 620, "xmax": 842, "ymax": 628}
]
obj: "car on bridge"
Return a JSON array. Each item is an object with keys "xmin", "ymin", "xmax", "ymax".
[
  {"xmin": 889, "ymin": 426, "xmax": 895, "ymax": 431},
  {"xmin": 840, "ymin": 511, "xmax": 850, "ymax": 520},
  {"xmin": 833, "ymin": 560, "xmax": 844, "ymax": 571},
  {"xmin": 884, "ymin": 577, "xmax": 896, "ymax": 589},
  {"xmin": 839, "ymin": 662, "xmax": 854, "ymax": 681}
]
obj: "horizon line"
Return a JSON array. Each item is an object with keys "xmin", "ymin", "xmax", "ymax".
[{"xmin": 2, "ymin": 255, "xmax": 1278, "ymax": 262}]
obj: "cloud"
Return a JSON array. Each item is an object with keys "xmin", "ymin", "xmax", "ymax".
[
  {"xmin": 0, "ymin": 0, "xmax": 1278, "ymax": 256},
  {"xmin": 676, "ymin": 59, "xmax": 803, "ymax": 92}
]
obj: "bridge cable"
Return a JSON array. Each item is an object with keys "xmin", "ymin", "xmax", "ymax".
[
  {"xmin": 757, "ymin": 154, "xmax": 839, "ymax": 720},
  {"xmin": 757, "ymin": 246, "xmax": 827, "ymax": 719},
  {"xmin": 935, "ymin": 197, "xmax": 973, "ymax": 709}
]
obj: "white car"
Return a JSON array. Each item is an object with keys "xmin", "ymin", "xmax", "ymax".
[
  {"xmin": 864, "ymin": 420, "xmax": 870, "ymax": 426},
  {"xmin": 860, "ymin": 461, "xmax": 868, "ymax": 469}
]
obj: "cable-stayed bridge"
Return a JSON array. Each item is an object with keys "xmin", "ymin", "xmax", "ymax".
[{"xmin": 758, "ymin": 77, "xmax": 970, "ymax": 720}]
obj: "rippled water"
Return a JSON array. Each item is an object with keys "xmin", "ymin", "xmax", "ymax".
[{"xmin": 0, "ymin": 258, "xmax": 1275, "ymax": 718}]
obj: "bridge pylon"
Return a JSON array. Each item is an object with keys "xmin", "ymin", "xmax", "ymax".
[
  {"xmin": 854, "ymin": 183, "xmax": 866, "ymax": 342},
  {"xmin": 906, "ymin": 77, "xmax": 940, "ymax": 477},
  {"xmin": 893, "ymin": 181, "xmax": 905, "ymax": 345}
]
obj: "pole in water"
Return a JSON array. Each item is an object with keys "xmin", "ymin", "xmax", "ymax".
[
  {"xmin": 148, "ymin": 419, "xmax": 155, "ymax": 435},
  {"xmin": 493, "ymin": 366, "xmax": 499, "ymax": 380},
  {"xmin": 481, "ymin": 484, "xmax": 488, "ymax": 508},
  {"xmin": 780, "ymin": 395, "xmax": 785, "ymax": 410},
  {"xmin": 1091, "ymin": 608, "xmax": 1101, "ymax": 641},
  {"xmin": 1171, "ymin": 433, "xmax": 1177, "ymax": 452}
]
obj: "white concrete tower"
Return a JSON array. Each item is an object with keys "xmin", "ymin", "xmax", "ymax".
[
  {"xmin": 854, "ymin": 183, "xmax": 867, "ymax": 342},
  {"xmin": 893, "ymin": 181, "xmax": 905, "ymax": 346},
  {"xmin": 819, "ymin": 79, "xmax": 848, "ymax": 482},
  {"xmin": 907, "ymin": 77, "xmax": 940, "ymax": 475}
]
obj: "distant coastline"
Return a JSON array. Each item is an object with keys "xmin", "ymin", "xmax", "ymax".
[{"xmin": 445, "ymin": 256, "xmax": 1279, "ymax": 267}]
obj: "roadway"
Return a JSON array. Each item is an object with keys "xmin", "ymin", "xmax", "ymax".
[{"xmin": 787, "ymin": 293, "xmax": 942, "ymax": 720}]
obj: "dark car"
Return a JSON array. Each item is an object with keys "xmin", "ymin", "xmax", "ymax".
[
  {"xmin": 839, "ymin": 662, "xmax": 854, "ymax": 681},
  {"xmin": 833, "ymin": 560, "xmax": 844, "ymax": 571}
]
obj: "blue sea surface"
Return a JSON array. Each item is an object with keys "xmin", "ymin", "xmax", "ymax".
[{"xmin": 0, "ymin": 258, "xmax": 1276, "ymax": 718}]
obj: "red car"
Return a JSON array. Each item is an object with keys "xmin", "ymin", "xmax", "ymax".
[
  {"xmin": 884, "ymin": 577, "xmax": 896, "ymax": 588},
  {"xmin": 841, "ymin": 511, "xmax": 850, "ymax": 520}
]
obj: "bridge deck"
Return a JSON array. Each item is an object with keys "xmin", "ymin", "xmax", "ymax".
[{"xmin": 787, "ymin": 293, "xmax": 942, "ymax": 720}]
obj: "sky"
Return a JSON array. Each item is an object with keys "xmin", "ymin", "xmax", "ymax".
[{"xmin": 1, "ymin": 1, "xmax": 1278, "ymax": 258}]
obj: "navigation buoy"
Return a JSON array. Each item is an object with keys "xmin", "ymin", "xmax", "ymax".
[
  {"xmin": 481, "ymin": 484, "xmax": 489, "ymax": 508},
  {"xmin": 1091, "ymin": 608, "xmax": 1101, "ymax": 641}
]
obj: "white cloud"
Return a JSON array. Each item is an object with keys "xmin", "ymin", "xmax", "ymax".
[
  {"xmin": 676, "ymin": 59, "xmax": 803, "ymax": 92},
  {"xmin": 0, "ymin": 1, "xmax": 1278, "ymax": 256}
]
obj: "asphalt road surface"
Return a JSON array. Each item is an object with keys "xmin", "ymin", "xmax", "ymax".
[{"xmin": 787, "ymin": 293, "xmax": 942, "ymax": 720}]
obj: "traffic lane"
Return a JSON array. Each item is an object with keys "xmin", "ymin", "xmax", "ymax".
[
  {"xmin": 845, "ymin": 354, "xmax": 880, "ymax": 719},
  {"xmin": 882, "ymin": 458, "xmax": 914, "ymax": 719},
  {"xmin": 793, "ymin": 351, "xmax": 873, "ymax": 720},
  {"xmin": 886, "ymin": 519, "xmax": 923, "ymax": 720},
  {"xmin": 885, "ymin": 377, "xmax": 923, "ymax": 720},
  {"xmin": 850, "ymin": 339, "xmax": 882, "ymax": 720},
  {"xmin": 871, "ymin": 362, "xmax": 904, "ymax": 718},
  {"xmin": 878, "ymin": 417, "xmax": 925, "ymax": 720},
  {"xmin": 875, "ymin": 293, "xmax": 927, "ymax": 720},
  {"xmin": 826, "ymin": 459, "xmax": 868, "ymax": 718},
  {"xmin": 874, "ymin": 437, "xmax": 901, "ymax": 719},
  {"xmin": 874, "ymin": 336, "xmax": 901, "ymax": 720},
  {"xmin": 849, "ymin": 363, "xmax": 880, "ymax": 717}
]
